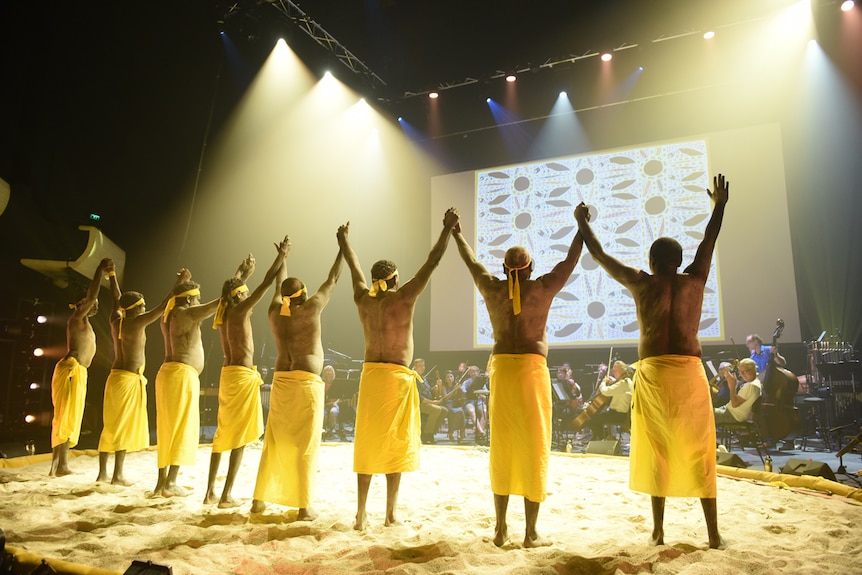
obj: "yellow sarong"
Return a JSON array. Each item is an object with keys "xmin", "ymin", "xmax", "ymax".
[
  {"xmin": 211, "ymin": 366, "xmax": 264, "ymax": 453},
  {"xmin": 98, "ymin": 368, "xmax": 149, "ymax": 453},
  {"xmin": 488, "ymin": 354, "xmax": 552, "ymax": 503},
  {"xmin": 253, "ymin": 370, "xmax": 323, "ymax": 508},
  {"xmin": 353, "ymin": 362, "xmax": 421, "ymax": 475},
  {"xmin": 51, "ymin": 357, "xmax": 88, "ymax": 448},
  {"xmin": 630, "ymin": 354, "xmax": 716, "ymax": 498},
  {"xmin": 155, "ymin": 362, "xmax": 200, "ymax": 468}
]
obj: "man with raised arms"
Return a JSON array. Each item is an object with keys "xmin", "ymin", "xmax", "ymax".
[
  {"xmin": 155, "ymin": 261, "xmax": 249, "ymax": 497},
  {"xmin": 96, "ymin": 267, "xmax": 188, "ymax": 485},
  {"xmin": 452, "ymin": 215, "xmax": 585, "ymax": 548},
  {"xmin": 251, "ymin": 236, "xmax": 342, "ymax": 519},
  {"xmin": 50, "ymin": 258, "xmax": 113, "ymax": 476},
  {"xmin": 574, "ymin": 174, "xmax": 729, "ymax": 549},
  {"xmin": 339, "ymin": 209, "xmax": 459, "ymax": 530},
  {"xmin": 204, "ymin": 238, "xmax": 289, "ymax": 508}
]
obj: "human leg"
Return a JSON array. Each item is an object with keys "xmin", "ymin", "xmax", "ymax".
[
  {"xmin": 701, "ymin": 497, "xmax": 722, "ymax": 549},
  {"xmin": 523, "ymin": 498, "xmax": 550, "ymax": 548},
  {"xmin": 50, "ymin": 441, "xmax": 71, "ymax": 476},
  {"xmin": 112, "ymin": 450, "xmax": 131, "ymax": 486},
  {"xmin": 97, "ymin": 451, "xmax": 110, "ymax": 482},
  {"xmin": 218, "ymin": 446, "xmax": 244, "ymax": 508},
  {"xmin": 493, "ymin": 493, "xmax": 509, "ymax": 546},
  {"xmin": 354, "ymin": 473, "xmax": 372, "ymax": 530},
  {"xmin": 203, "ymin": 452, "xmax": 222, "ymax": 504},
  {"xmin": 650, "ymin": 496, "xmax": 665, "ymax": 545},
  {"xmin": 385, "ymin": 473, "xmax": 402, "ymax": 526}
]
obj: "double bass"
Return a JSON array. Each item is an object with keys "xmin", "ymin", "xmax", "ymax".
[
  {"xmin": 758, "ymin": 319, "xmax": 801, "ymax": 443},
  {"xmin": 571, "ymin": 349, "xmax": 613, "ymax": 432}
]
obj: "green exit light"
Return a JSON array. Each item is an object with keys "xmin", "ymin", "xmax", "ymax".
[{"xmin": 89, "ymin": 213, "xmax": 101, "ymax": 221}]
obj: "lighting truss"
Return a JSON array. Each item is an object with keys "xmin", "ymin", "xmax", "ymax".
[{"xmin": 264, "ymin": 0, "xmax": 387, "ymax": 90}]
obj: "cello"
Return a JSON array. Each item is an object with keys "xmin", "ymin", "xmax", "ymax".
[{"xmin": 757, "ymin": 319, "xmax": 801, "ymax": 444}]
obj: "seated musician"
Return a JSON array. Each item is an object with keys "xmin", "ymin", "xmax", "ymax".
[
  {"xmin": 322, "ymin": 365, "xmax": 343, "ymax": 440},
  {"xmin": 713, "ymin": 358, "xmax": 761, "ymax": 424},
  {"xmin": 586, "ymin": 360, "xmax": 633, "ymax": 439},
  {"xmin": 556, "ymin": 365, "xmax": 583, "ymax": 407},
  {"xmin": 746, "ymin": 334, "xmax": 786, "ymax": 373},
  {"xmin": 413, "ymin": 358, "xmax": 448, "ymax": 445},
  {"xmin": 442, "ymin": 370, "xmax": 466, "ymax": 443},
  {"xmin": 710, "ymin": 361, "xmax": 733, "ymax": 408},
  {"xmin": 462, "ymin": 365, "xmax": 488, "ymax": 441}
]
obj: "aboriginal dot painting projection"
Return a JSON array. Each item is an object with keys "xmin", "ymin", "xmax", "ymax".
[{"xmin": 474, "ymin": 140, "xmax": 720, "ymax": 346}]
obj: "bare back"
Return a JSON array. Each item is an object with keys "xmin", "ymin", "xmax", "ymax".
[
  {"xmin": 65, "ymin": 314, "xmax": 98, "ymax": 368},
  {"xmin": 269, "ymin": 299, "xmax": 325, "ymax": 374},
  {"xmin": 478, "ymin": 277, "xmax": 558, "ymax": 357},
  {"xmin": 355, "ymin": 290, "xmax": 418, "ymax": 367},
  {"xmin": 111, "ymin": 315, "xmax": 148, "ymax": 372},
  {"xmin": 627, "ymin": 271, "xmax": 707, "ymax": 359},
  {"xmin": 164, "ymin": 308, "xmax": 208, "ymax": 374},
  {"xmin": 222, "ymin": 309, "xmax": 256, "ymax": 368}
]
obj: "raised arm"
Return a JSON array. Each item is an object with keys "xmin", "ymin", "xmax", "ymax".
[
  {"xmin": 538, "ymin": 224, "xmax": 585, "ymax": 293},
  {"xmin": 337, "ymin": 222, "xmax": 368, "ymax": 300},
  {"xmin": 235, "ymin": 254, "xmax": 256, "ymax": 283},
  {"xmin": 74, "ymin": 258, "xmax": 112, "ymax": 319},
  {"xmin": 452, "ymin": 222, "xmax": 496, "ymax": 293},
  {"xmin": 239, "ymin": 236, "xmax": 290, "ymax": 313},
  {"xmin": 138, "ymin": 268, "xmax": 192, "ymax": 326},
  {"xmin": 574, "ymin": 203, "xmax": 641, "ymax": 287},
  {"xmin": 309, "ymin": 247, "xmax": 344, "ymax": 308},
  {"xmin": 187, "ymin": 297, "xmax": 222, "ymax": 322},
  {"xmin": 399, "ymin": 208, "xmax": 459, "ymax": 299},
  {"xmin": 684, "ymin": 173, "xmax": 729, "ymax": 280}
]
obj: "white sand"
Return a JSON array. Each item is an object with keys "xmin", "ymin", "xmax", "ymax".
[{"xmin": 2, "ymin": 443, "xmax": 862, "ymax": 574}]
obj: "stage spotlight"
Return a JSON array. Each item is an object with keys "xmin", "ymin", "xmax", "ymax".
[
  {"xmin": 30, "ymin": 382, "xmax": 40, "ymax": 390},
  {"xmin": 704, "ymin": 30, "xmax": 715, "ymax": 40},
  {"xmin": 36, "ymin": 315, "xmax": 47, "ymax": 324},
  {"xmin": 24, "ymin": 414, "xmax": 36, "ymax": 424},
  {"xmin": 486, "ymin": 97, "xmax": 491, "ymax": 103},
  {"xmin": 600, "ymin": 52, "xmax": 612, "ymax": 62},
  {"xmin": 638, "ymin": 66, "xmax": 644, "ymax": 71},
  {"xmin": 397, "ymin": 116, "xmax": 403, "ymax": 122},
  {"xmin": 33, "ymin": 348, "xmax": 44, "ymax": 357},
  {"xmin": 505, "ymin": 73, "xmax": 516, "ymax": 83},
  {"xmin": 841, "ymin": 0, "xmax": 854, "ymax": 11},
  {"xmin": 559, "ymin": 91, "xmax": 567, "ymax": 98},
  {"xmin": 429, "ymin": 92, "xmax": 439, "ymax": 99}
]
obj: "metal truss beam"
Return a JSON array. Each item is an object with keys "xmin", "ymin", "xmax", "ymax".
[{"xmin": 266, "ymin": 0, "xmax": 386, "ymax": 90}]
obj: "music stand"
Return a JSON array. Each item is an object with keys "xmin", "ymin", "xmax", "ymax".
[{"xmin": 552, "ymin": 382, "xmax": 571, "ymax": 402}]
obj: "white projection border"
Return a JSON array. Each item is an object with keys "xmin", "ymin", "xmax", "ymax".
[{"xmin": 473, "ymin": 140, "xmax": 721, "ymax": 346}]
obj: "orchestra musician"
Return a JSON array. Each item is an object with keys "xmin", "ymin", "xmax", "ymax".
[
  {"xmin": 585, "ymin": 360, "xmax": 633, "ymax": 439},
  {"xmin": 709, "ymin": 361, "xmax": 735, "ymax": 408},
  {"xmin": 746, "ymin": 334, "xmax": 786, "ymax": 373},
  {"xmin": 713, "ymin": 358, "xmax": 761, "ymax": 424}
]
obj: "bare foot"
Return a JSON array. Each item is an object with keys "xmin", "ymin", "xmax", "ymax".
[
  {"xmin": 353, "ymin": 511, "xmax": 367, "ymax": 531},
  {"xmin": 384, "ymin": 515, "xmax": 401, "ymax": 527},
  {"xmin": 297, "ymin": 508, "xmax": 317, "ymax": 521},
  {"xmin": 218, "ymin": 496, "xmax": 241, "ymax": 509},
  {"xmin": 203, "ymin": 490, "xmax": 219, "ymax": 505},
  {"xmin": 250, "ymin": 499, "xmax": 266, "ymax": 513},
  {"xmin": 162, "ymin": 485, "xmax": 192, "ymax": 498},
  {"xmin": 50, "ymin": 467, "xmax": 74, "ymax": 477},
  {"xmin": 493, "ymin": 525, "xmax": 509, "ymax": 547},
  {"xmin": 523, "ymin": 533, "xmax": 551, "ymax": 548},
  {"xmin": 96, "ymin": 472, "xmax": 110, "ymax": 483},
  {"xmin": 709, "ymin": 535, "xmax": 726, "ymax": 550},
  {"xmin": 111, "ymin": 477, "xmax": 134, "ymax": 487},
  {"xmin": 650, "ymin": 529, "xmax": 664, "ymax": 546}
]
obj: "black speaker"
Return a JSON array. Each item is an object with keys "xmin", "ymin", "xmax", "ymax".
[
  {"xmin": 716, "ymin": 452, "xmax": 748, "ymax": 468},
  {"xmin": 780, "ymin": 458, "xmax": 836, "ymax": 481},
  {"xmin": 124, "ymin": 560, "xmax": 173, "ymax": 574},
  {"xmin": 585, "ymin": 440, "xmax": 621, "ymax": 455}
]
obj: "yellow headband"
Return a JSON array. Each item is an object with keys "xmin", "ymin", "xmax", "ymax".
[
  {"xmin": 280, "ymin": 285, "xmax": 307, "ymax": 316},
  {"xmin": 504, "ymin": 258, "xmax": 531, "ymax": 316},
  {"xmin": 212, "ymin": 284, "xmax": 249, "ymax": 329},
  {"xmin": 118, "ymin": 297, "xmax": 145, "ymax": 340},
  {"xmin": 162, "ymin": 288, "xmax": 200, "ymax": 322},
  {"xmin": 368, "ymin": 270, "xmax": 398, "ymax": 297}
]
